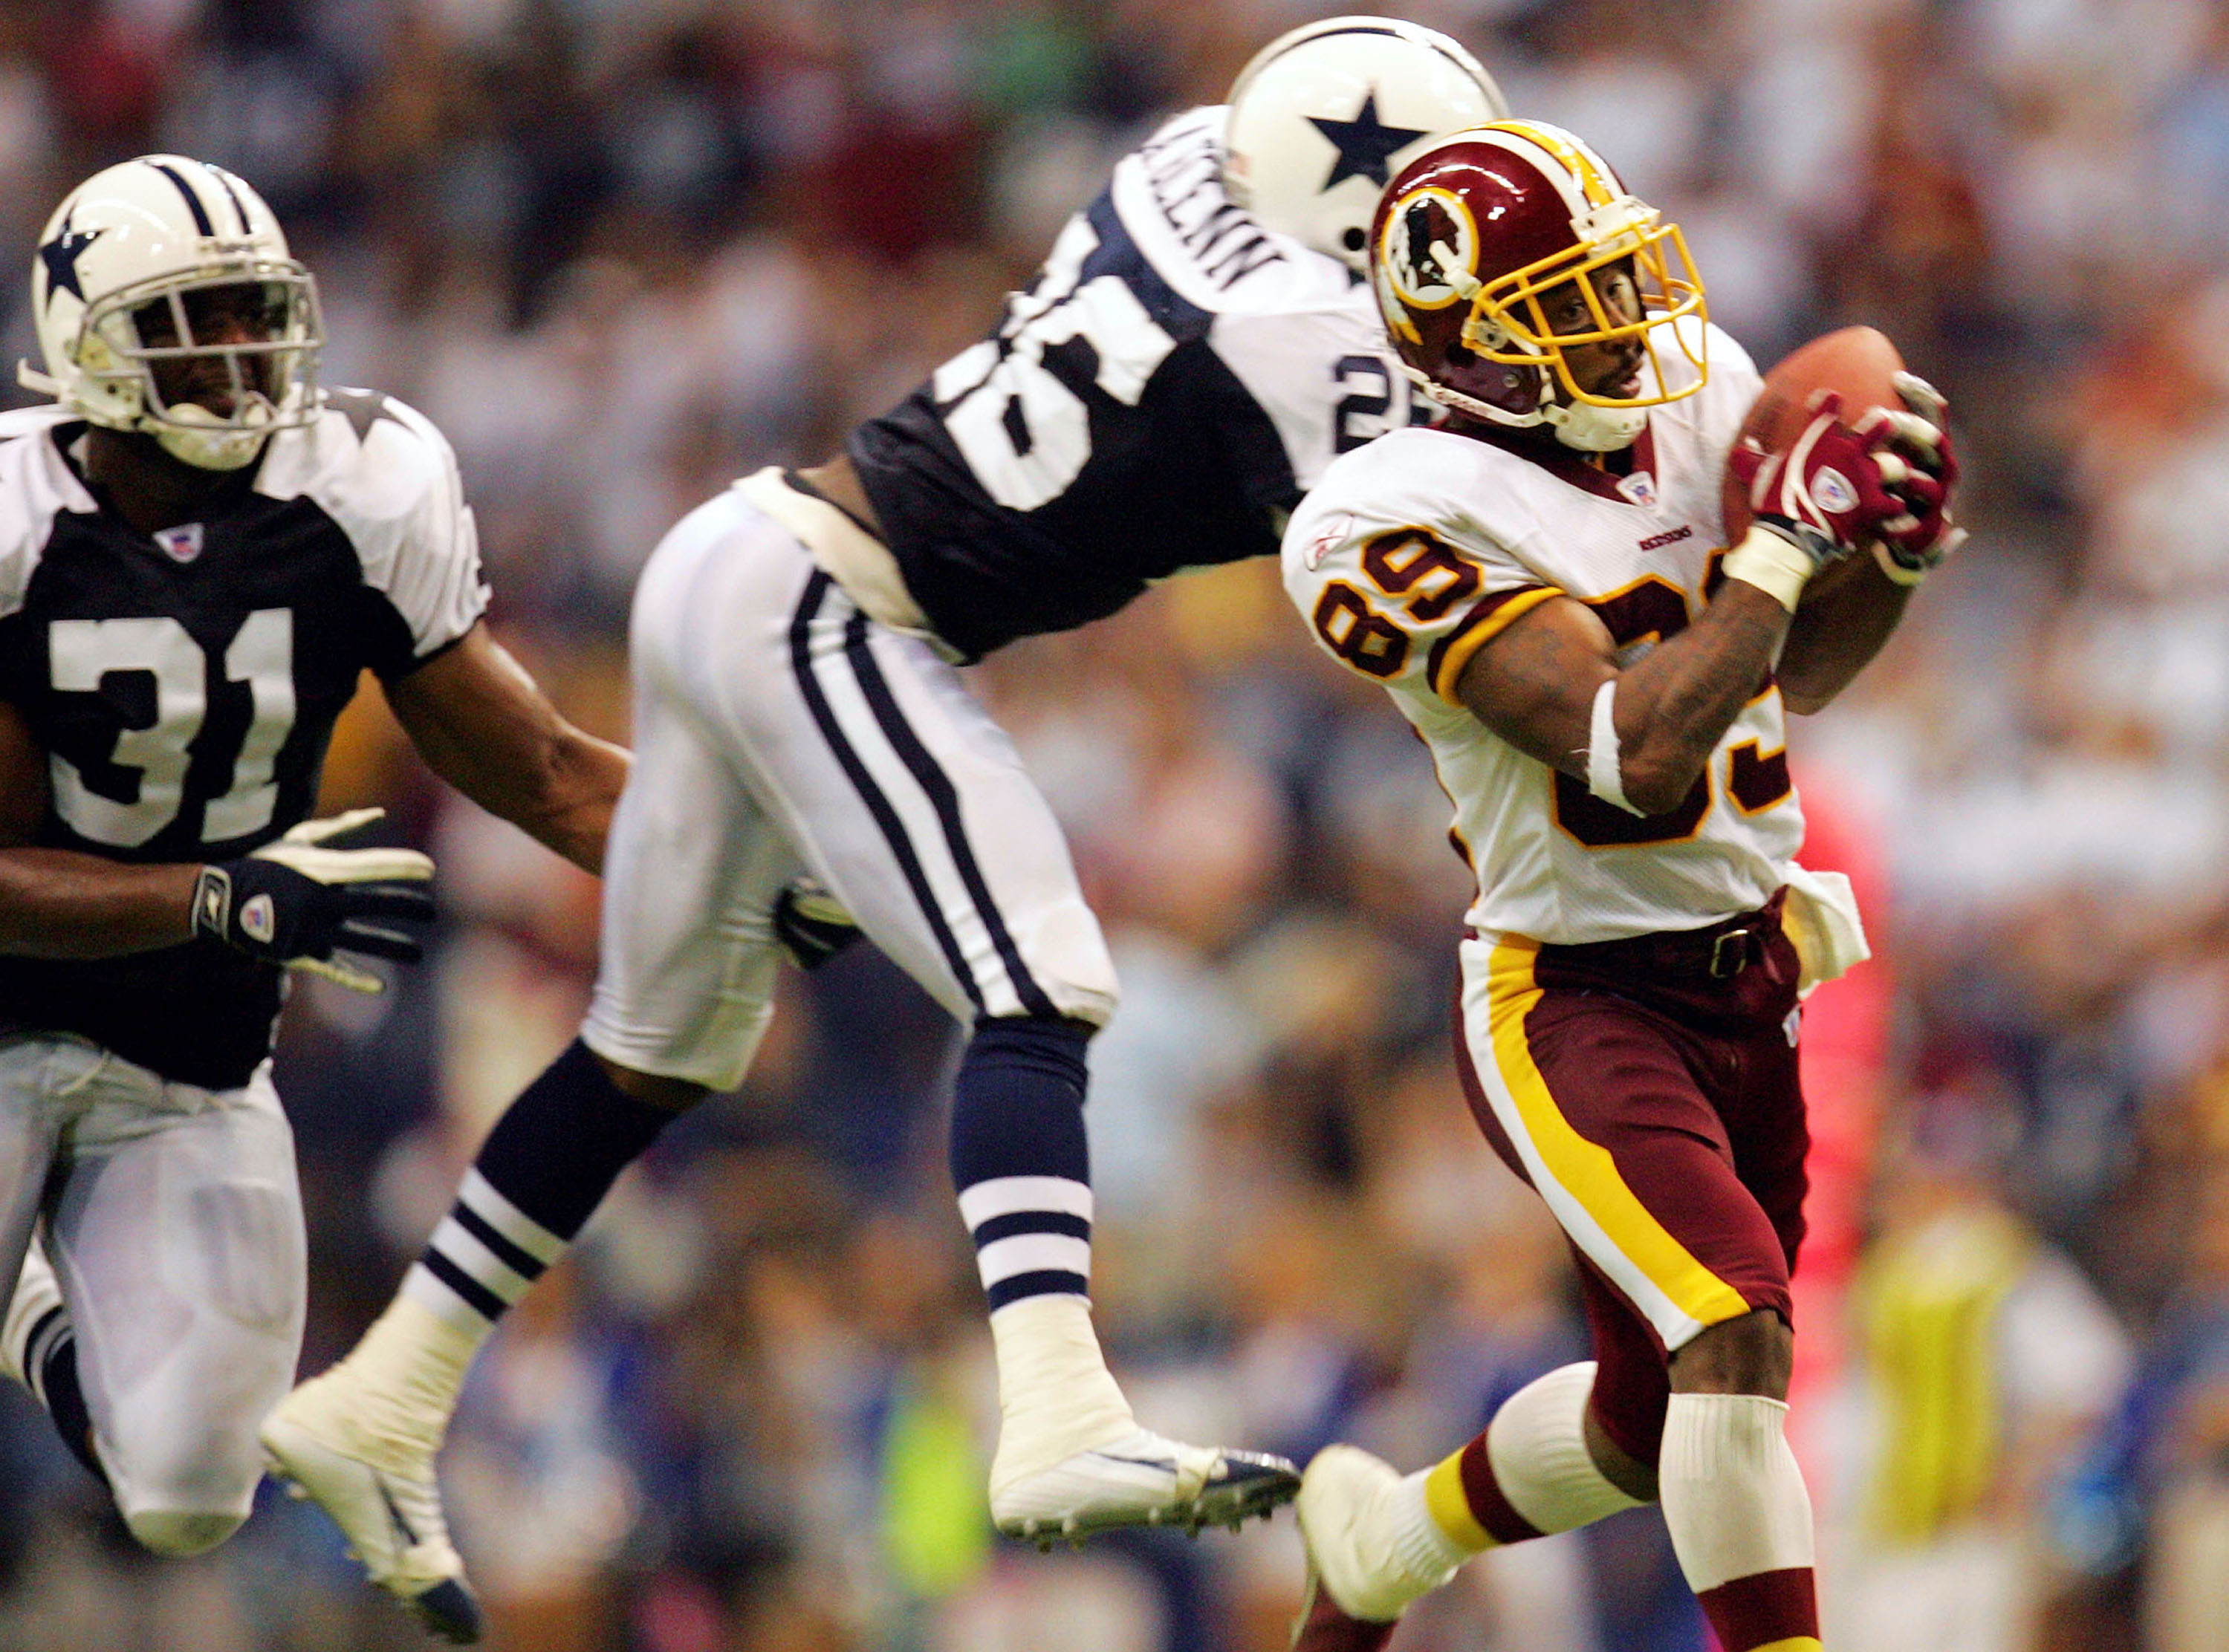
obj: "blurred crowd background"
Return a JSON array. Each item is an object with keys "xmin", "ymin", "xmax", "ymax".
[{"xmin": 4, "ymin": 0, "xmax": 2229, "ymax": 1647}]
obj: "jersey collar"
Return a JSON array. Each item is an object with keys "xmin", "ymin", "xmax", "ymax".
[{"xmin": 1462, "ymin": 418, "xmax": 1658, "ymax": 506}]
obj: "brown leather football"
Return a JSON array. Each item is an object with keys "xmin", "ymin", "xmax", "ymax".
[{"xmin": 1721, "ymin": 325, "xmax": 1907, "ymax": 544}]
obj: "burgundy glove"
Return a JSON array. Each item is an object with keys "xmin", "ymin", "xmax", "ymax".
[
  {"xmin": 1729, "ymin": 391, "xmax": 1931, "ymax": 567},
  {"xmin": 1868, "ymin": 371, "xmax": 1965, "ymax": 584}
]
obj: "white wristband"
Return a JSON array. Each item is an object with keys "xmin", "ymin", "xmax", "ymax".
[
  {"xmin": 1720, "ymin": 523, "xmax": 1817, "ymax": 614},
  {"xmin": 1587, "ymin": 678, "xmax": 1641, "ymax": 816}
]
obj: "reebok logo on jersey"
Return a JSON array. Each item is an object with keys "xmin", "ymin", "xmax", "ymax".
[
  {"xmin": 1303, "ymin": 514, "xmax": 1353, "ymax": 570},
  {"xmin": 153, "ymin": 523, "xmax": 205, "ymax": 563},
  {"xmin": 241, "ymin": 894, "xmax": 277, "ymax": 944},
  {"xmin": 1638, "ymin": 524, "xmax": 1690, "ymax": 553}
]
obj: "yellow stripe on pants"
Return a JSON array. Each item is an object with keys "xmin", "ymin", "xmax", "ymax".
[{"xmin": 1485, "ymin": 935, "xmax": 1750, "ymax": 1340}]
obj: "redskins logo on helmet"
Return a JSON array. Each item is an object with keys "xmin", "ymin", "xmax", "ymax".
[
  {"xmin": 1371, "ymin": 120, "xmax": 1709, "ymax": 453},
  {"xmin": 1379, "ymin": 188, "xmax": 1478, "ymax": 312}
]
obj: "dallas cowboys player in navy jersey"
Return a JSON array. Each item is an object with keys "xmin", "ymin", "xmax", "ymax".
[
  {"xmin": 265, "ymin": 19, "xmax": 1506, "ymax": 1638},
  {"xmin": 0, "ymin": 155, "xmax": 626, "ymax": 1599}
]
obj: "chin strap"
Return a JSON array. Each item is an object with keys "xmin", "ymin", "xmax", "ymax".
[
  {"xmin": 1403, "ymin": 361, "xmax": 1646, "ymax": 456},
  {"xmin": 1544, "ymin": 399, "xmax": 1648, "ymax": 453}
]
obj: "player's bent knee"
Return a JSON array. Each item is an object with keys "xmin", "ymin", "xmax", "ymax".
[
  {"xmin": 1022, "ymin": 905, "xmax": 1120, "ymax": 1027},
  {"xmin": 126, "ymin": 1507, "xmax": 244, "ymax": 1558},
  {"xmin": 1670, "ymin": 1307, "xmax": 1793, "ymax": 1399}
]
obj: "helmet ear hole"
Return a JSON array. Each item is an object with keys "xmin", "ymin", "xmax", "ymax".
[{"xmin": 1342, "ymin": 227, "xmax": 1367, "ymax": 253}]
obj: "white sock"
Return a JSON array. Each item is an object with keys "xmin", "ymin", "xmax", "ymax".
[
  {"xmin": 1486, "ymin": 1361, "xmax": 1645, "ymax": 1532},
  {"xmin": 1657, "ymin": 1391, "xmax": 1814, "ymax": 1593},
  {"xmin": 1389, "ymin": 1467, "xmax": 1470, "ymax": 1581},
  {"xmin": 986, "ymin": 1293, "xmax": 1135, "ymax": 1492},
  {"xmin": 311, "ymin": 1296, "xmax": 484, "ymax": 1466}
]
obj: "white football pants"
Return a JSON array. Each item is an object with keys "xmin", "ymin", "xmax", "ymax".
[
  {"xmin": 0, "ymin": 1035, "xmax": 305, "ymax": 1550},
  {"xmin": 581, "ymin": 487, "xmax": 1119, "ymax": 1090}
]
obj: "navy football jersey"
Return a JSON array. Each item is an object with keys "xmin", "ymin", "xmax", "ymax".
[
  {"xmin": 0, "ymin": 392, "xmax": 488, "ymax": 1087},
  {"xmin": 847, "ymin": 105, "xmax": 1429, "ymax": 660}
]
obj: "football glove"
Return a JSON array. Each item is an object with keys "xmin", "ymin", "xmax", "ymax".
[
  {"xmin": 1867, "ymin": 371, "xmax": 1966, "ymax": 585},
  {"xmin": 771, "ymin": 876, "xmax": 860, "ymax": 971},
  {"xmin": 1730, "ymin": 390, "xmax": 1931, "ymax": 567},
  {"xmin": 192, "ymin": 808, "xmax": 435, "ymax": 994}
]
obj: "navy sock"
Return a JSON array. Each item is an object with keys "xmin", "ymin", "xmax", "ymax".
[
  {"xmin": 406, "ymin": 1039, "xmax": 681, "ymax": 1331},
  {"xmin": 25, "ymin": 1310, "xmax": 104, "ymax": 1486},
  {"xmin": 950, "ymin": 1017, "xmax": 1094, "ymax": 1311}
]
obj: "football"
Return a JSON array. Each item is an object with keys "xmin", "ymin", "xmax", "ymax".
[{"xmin": 1720, "ymin": 325, "xmax": 1907, "ymax": 547}]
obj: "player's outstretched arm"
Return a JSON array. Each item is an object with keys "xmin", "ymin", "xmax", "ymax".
[
  {"xmin": 1454, "ymin": 581, "xmax": 1792, "ymax": 818},
  {"xmin": 0, "ymin": 704, "xmax": 434, "ymax": 978},
  {"xmin": 384, "ymin": 625, "xmax": 630, "ymax": 877}
]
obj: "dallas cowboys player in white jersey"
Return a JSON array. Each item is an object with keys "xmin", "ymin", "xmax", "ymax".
[
  {"xmin": 262, "ymin": 18, "xmax": 1505, "ymax": 1639},
  {"xmin": 0, "ymin": 157, "xmax": 629, "ymax": 1590}
]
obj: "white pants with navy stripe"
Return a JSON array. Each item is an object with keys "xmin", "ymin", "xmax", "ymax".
[
  {"xmin": 0, "ymin": 1036, "xmax": 305, "ymax": 1543},
  {"xmin": 582, "ymin": 487, "xmax": 1120, "ymax": 1090}
]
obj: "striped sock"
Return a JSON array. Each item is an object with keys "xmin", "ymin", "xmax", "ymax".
[
  {"xmin": 950, "ymin": 1019, "xmax": 1094, "ymax": 1308},
  {"xmin": 404, "ymin": 1038, "xmax": 675, "ymax": 1336},
  {"xmin": 400, "ymin": 1168, "xmax": 567, "ymax": 1333},
  {"xmin": 23, "ymin": 1313, "xmax": 102, "ymax": 1485},
  {"xmin": 1659, "ymin": 1392, "xmax": 1820, "ymax": 1652},
  {"xmin": 1425, "ymin": 1361, "xmax": 1645, "ymax": 1552},
  {"xmin": 951, "ymin": 1018, "xmax": 1139, "ymax": 1483}
]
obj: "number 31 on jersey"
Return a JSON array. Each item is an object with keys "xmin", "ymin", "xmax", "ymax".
[{"xmin": 48, "ymin": 610, "xmax": 296, "ymax": 849}]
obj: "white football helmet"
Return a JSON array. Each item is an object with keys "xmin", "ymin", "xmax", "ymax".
[
  {"xmin": 20, "ymin": 155, "xmax": 322, "ymax": 471},
  {"xmin": 1224, "ymin": 17, "xmax": 1507, "ymax": 273}
]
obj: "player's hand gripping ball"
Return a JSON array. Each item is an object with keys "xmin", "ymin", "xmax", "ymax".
[{"xmin": 1723, "ymin": 326, "xmax": 1964, "ymax": 589}]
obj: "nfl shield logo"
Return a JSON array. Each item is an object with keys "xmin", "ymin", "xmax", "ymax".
[
  {"xmin": 1616, "ymin": 472, "xmax": 1658, "ymax": 509},
  {"xmin": 154, "ymin": 523, "xmax": 204, "ymax": 563}
]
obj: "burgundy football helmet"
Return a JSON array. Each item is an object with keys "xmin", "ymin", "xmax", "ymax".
[{"xmin": 1369, "ymin": 120, "xmax": 1708, "ymax": 450}]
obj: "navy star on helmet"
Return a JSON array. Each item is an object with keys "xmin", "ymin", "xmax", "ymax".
[
  {"xmin": 19, "ymin": 155, "xmax": 324, "ymax": 472},
  {"xmin": 1223, "ymin": 17, "xmax": 1506, "ymax": 273},
  {"xmin": 1308, "ymin": 94, "xmax": 1428, "ymax": 193},
  {"xmin": 38, "ymin": 214, "xmax": 104, "ymax": 310}
]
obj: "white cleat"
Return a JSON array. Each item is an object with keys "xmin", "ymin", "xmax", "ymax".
[
  {"xmin": 1295, "ymin": 1445, "xmax": 1453, "ymax": 1625},
  {"xmin": 990, "ymin": 1426, "xmax": 1300, "ymax": 1546},
  {"xmin": 260, "ymin": 1376, "xmax": 483, "ymax": 1644}
]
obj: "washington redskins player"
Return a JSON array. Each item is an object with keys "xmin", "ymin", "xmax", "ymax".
[{"xmin": 1281, "ymin": 122, "xmax": 1959, "ymax": 1652}]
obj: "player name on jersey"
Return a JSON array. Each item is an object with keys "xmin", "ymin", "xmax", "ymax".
[{"xmin": 848, "ymin": 106, "xmax": 1419, "ymax": 662}]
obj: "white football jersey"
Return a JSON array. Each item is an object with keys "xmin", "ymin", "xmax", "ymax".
[{"xmin": 1283, "ymin": 322, "xmax": 1803, "ymax": 944}]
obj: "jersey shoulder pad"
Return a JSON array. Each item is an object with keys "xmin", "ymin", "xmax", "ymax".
[
  {"xmin": 1297, "ymin": 427, "xmax": 1550, "ymax": 576},
  {"xmin": 259, "ymin": 389, "xmax": 487, "ymax": 663},
  {"xmin": 1112, "ymin": 105, "xmax": 1357, "ymax": 320},
  {"xmin": 258, "ymin": 388, "xmax": 458, "ymax": 525},
  {"xmin": 0, "ymin": 406, "xmax": 94, "ymax": 621},
  {"xmin": 1285, "ymin": 430, "xmax": 1560, "ymax": 702}
]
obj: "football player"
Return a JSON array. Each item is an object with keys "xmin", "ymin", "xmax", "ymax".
[
  {"xmin": 0, "ymin": 156, "xmax": 626, "ymax": 1588},
  {"xmin": 1279, "ymin": 123, "xmax": 1959, "ymax": 1652},
  {"xmin": 262, "ymin": 18, "xmax": 1506, "ymax": 1640}
]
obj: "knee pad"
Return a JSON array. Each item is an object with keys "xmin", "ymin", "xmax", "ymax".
[{"xmin": 127, "ymin": 1507, "xmax": 243, "ymax": 1558}]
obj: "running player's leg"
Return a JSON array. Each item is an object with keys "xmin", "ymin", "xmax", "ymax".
[
  {"xmin": 39, "ymin": 1056, "xmax": 305, "ymax": 1557},
  {"xmin": 263, "ymin": 493, "xmax": 796, "ymax": 1641},
  {"xmin": 1298, "ymin": 932, "xmax": 1816, "ymax": 1650},
  {"xmin": 0, "ymin": 1041, "xmax": 85, "ymax": 1474},
  {"xmin": 759, "ymin": 553, "xmax": 1294, "ymax": 1538}
]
